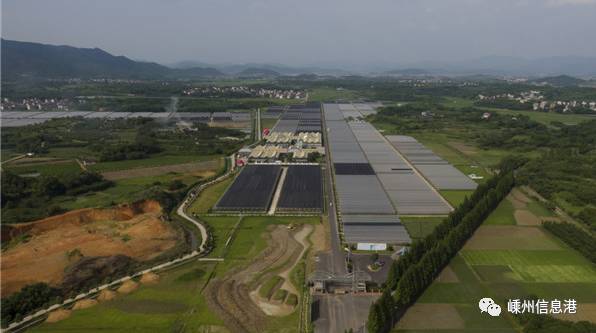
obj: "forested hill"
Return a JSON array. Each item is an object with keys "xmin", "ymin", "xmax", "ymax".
[{"xmin": 1, "ymin": 39, "xmax": 223, "ymax": 80}]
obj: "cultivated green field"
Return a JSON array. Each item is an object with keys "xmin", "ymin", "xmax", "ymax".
[
  {"xmin": 484, "ymin": 199, "xmax": 516, "ymax": 225},
  {"xmin": 440, "ymin": 190, "xmax": 474, "ymax": 208},
  {"xmin": 401, "ymin": 216, "xmax": 445, "ymax": 239},
  {"xmin": 396, "ymin": 210, "xmax": 596, "ymax": 332},
  {"xmin": 188, "ymin": 176, "xmax": 234, "ymax": 214}
]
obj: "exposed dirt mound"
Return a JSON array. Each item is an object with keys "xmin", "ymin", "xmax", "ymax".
[
  {"xmin": 72, "ymin": 299, "xmax": 98, "ymax": 310},
  {"xmin": 140, "ymin": 272, "xmax": 160, "ymax": 285},
  {"xmin": 46, "ymin": 309, "xmax": 71, "ymax": 323},
  {"xmin": 205, "ymin": 224, "xmax": 311, "ymax": 333},
  {"xmin": 61, "ymin": 255, "xmax": 137, "ymax": 295},
  {"xmin": 1, "ymin": 200, "xmax": 180, "ymax": 296},
  {"xmin": 97, "ymin": 289, "xmax": 117, "ymax": 301},
  {"xmin": 117, "ymin": 280, "xmax": 138, "ymax": 294}
]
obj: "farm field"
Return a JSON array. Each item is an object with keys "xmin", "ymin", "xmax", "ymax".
[
  {"xmin": 439, "ymin": 190, "xmax": 474, "ymax": 208},
  {"xmin": 440, "ymin": 97, "xmax": 596, "ymax": 125},
  {"xmin": 394, "ymin": 190, "xmax": 596, "ymax": 332}
]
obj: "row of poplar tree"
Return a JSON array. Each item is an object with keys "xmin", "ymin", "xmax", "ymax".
[{"xmin": 367, "ymin": 168, "xmax": 516, "ymax": 333}]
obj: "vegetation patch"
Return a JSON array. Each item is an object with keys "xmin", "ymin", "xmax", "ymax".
[{"xmin": 259, "ymin": 276, "xmax": 284, "ymax": 299}]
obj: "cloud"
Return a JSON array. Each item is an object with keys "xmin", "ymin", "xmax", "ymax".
[{"xmin": 547, "ymin": 0, "xmax": 596, "ymax": 6}]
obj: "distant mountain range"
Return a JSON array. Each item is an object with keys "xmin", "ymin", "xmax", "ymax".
[
  {"xmin": 3, "ymin": 39, "xmax": 596, "ymax": 81},
  {"xmin": 384, "ymin": 56, "xmax": 596, "ymax": 78},
  {"xmin": 1, "ymin": 39, "xmax": 224, "ymax": 80}
]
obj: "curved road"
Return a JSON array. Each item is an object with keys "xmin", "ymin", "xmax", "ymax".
[{"xmin": 6, "ymin": 155, "xmax": 236, "ymax": 332}]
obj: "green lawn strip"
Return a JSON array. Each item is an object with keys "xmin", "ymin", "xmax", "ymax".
[
  {"xmin": 484, "ymin": 199, "xmax": 516, "ymax": 225},
  {"xmin": 89, "ymin": 154, "xmax": 217, "ymax": 172},
  {"xmin": 188, "ymin": 176, "xmax": 234, "ymax": 214},
  {"xmin": 440, "ymin": 190, "xmax": 474, "ymax": 207},
  {"xmin": 401, "ymin": 216, "xmax": 445, "ymax": 239},
  {"xmin": 4, "ymin": 160, "xmax": 82, "ymax": 177},
  {"xmin": 509, "ymin": 265, "xmax": 596, "ymax": 283},
  {"xmin": 460, "ymin": 250, "xmax": 591, "ymax": 266}
]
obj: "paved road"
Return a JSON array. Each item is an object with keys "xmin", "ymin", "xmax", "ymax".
[
  {"xmin": 313, "ymin": 294, "xmax": 377, "ymax": 333},
  {"xmin": 321, "ymin": 106, "xmax": 346, "ymax": 275}
]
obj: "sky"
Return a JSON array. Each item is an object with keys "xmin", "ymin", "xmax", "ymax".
[{"xmin": 2, "ymin": 0, "xmax": 596, "ymax": 68}]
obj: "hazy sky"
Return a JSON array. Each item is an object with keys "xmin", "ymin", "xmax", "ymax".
[{"xmin": 2, "ymin": 0, "xmax": 596, "ymax": 67}]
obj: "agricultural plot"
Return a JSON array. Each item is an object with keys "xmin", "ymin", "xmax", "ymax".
[
  {"xmin": 396, "ymin": 198, "xmax": 596, "ymax": 332},
  {"xmin": 277, "ymin": 165, "xmax": 323, "ymax": 211},
  {"xmin": 215, "ymin": 165, "xmax": 282, "ymax": 211}
]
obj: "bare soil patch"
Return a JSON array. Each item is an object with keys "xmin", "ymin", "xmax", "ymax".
[
  {"xmin": 464, "ymin": 225, "xmax": 560, "ymax": 250},
  {"xmin": 554, "ymin": 303, "xmax": 596, "ymax": 323},
  {"xmin": 435, "ymin": 266, "xmax": 459, "ymax": 283},
  {"xmin": 510, "ymin": 188, "xmax": 531, "ymax": 204},
  {"xmin": 1, "ymin": 200, "xmax": 179, "ymax": 296},
  {"xmin": 396, "ymin": 303, "xmax": 465, "ymax": 330},
  {"xmin": 72, "ymin": 299, "xmax": 98, "ymax": 310},
  {"xmin": 205, "ymin": 224, "xmax": 311, "ymax": 333},
  {"xmin": 140, "ymin": 272, "xmax": 160, "ymax": 285},
  {"xmin": 46, "ymin": 309, "xmax": 71, "ymax": 323},
  {"xmin": 97, "ymin": 289, "xmax": 117, "ymax": 301},
  {"xmin": 101, "ymin": 159, "xmax": 220, "ymax": 180},
  {"xmin": 514, "ymin": 210, "xmax": 542, "ymax": 226},
  {"xmin": 311, "ymin": 222, "xmax": 329, "ymax": 253},
  {"xmin": 117, "ymin": 280, "xmax": 138, "ymax": 294}
]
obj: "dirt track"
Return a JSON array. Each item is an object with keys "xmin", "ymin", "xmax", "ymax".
[
  {"xmin": 1, "ymin": 200, "xmax": 180, "ymax": 296},
  {"xmin": 204, "ymin": 224, "xmax": 311, "ymax": 333}
]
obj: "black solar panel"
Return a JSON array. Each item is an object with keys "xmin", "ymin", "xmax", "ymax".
[{"xmin": 334, "ymin": 163, "xmax": 376, "ymax": 175}]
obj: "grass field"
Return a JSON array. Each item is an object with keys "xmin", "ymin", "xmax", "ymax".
[
  {"xmin": 440, "ymin": 190, "xmax": 474, "ymax": 208},
  {"xmin": 3, "ymin": 159, "xmax": 83, "ymax": 177},
  {"xmin": 188, "ymin": 176, "xmax": 234, "ymax": 214},
  {"xmin": 89, "ymin": 154, "xmax": 218, "ymax": 172},
  {"xmin": 401, "ymin": 216, "xmax": 445, "ymax": 239},
  {"xmin": 484, "ymin": 199, "xmax": 516, "ymax": 225}
]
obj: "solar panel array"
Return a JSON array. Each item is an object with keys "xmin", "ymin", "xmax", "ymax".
[
  {"xmin": 348, "ymin": 122, "xmax": 452, "ymax": 215},
  {"xmin": 323, "ymin": 103, "xmax": 410, "ymax": 245},
  {"xmin": 277, "ymin": 165, "xmax": 323, "ymax": 211},
  {"xmin": 271, "ymin": 103, "xmax": 322, "ymax": 134},
  {"xmin": 387, "ymin": 135, "xmax": 478, "ymax": 190},
  {"xmin": 215, "ymin": 165, "xmax": 282, "ymax": 211}
]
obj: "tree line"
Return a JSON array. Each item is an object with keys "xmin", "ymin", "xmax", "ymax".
[
  {"xmin": 367, "ymin": 168, "xmax": 516, "ymax": 333},
  {"xmin": 542, "ymin": 222, "xmax": 596, "ymax": 264},
  {"xmin": 1, "ymin": 170, "xmax": 113, "ymax": 223}
]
